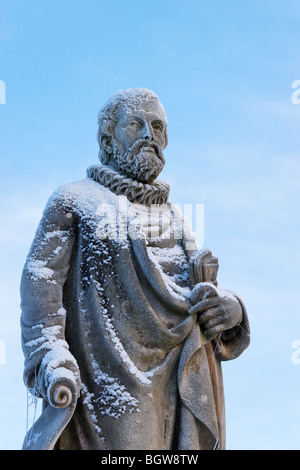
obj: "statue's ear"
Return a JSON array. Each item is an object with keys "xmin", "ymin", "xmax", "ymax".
[
  {"xmin": 163, "ymin": 127, "xmax": 168, "ymax": 150},
  {"xmin": 100, "ymin": 135, "xmax": 113, "ymax": 155}
]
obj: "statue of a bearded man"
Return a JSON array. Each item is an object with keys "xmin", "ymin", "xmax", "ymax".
[{"xmin": 20, "ymin": 88, "xmax": 250, "ymax": 450}]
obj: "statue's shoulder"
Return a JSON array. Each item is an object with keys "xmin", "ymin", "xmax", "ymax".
[{"xmin": 45, "ymin": 177, "xmax": 111, "ymax": 216}]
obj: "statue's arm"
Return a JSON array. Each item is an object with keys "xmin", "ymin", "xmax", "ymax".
[
  {"xmin": 211, "ymin": 292, "xmax": 250, "ymax": 361},
  {"xmin": 20, "ymin": 189, "xmax": 81, "ymax": 405}
]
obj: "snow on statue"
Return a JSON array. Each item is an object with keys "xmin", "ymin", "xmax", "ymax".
[{"xmin": 20, "ymin": 88, "xmax": 250, "ymax": 450}]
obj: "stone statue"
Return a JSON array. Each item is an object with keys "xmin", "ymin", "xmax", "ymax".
[{"xmin": 20, "ymin": 88, "xmax": 250, "ymax": 450}]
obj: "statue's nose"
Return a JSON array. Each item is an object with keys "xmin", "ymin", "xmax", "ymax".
[{"xmin": 143, "ymin": 124, "xmax": 153, "ymax": 140}]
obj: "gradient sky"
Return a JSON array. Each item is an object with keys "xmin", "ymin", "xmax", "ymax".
[{"xmin": 1, "ymin": 0, "xmax": 300, "ymax": 450}]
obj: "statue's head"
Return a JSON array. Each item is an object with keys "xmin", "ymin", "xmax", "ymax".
[{"xmin": 97, "ymin": 88, "xmax": 168, "ymax": 183}]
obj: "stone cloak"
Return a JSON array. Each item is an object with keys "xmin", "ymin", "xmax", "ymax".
[{"xmin": 20, "ymin": 176, "xmax": 250, "ymax": 450}]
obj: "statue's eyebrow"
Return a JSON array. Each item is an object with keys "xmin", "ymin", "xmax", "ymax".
[
  {"xmin": 120, "ymin": 116, "xmax": 143, "ymax": 129},
  {"xmin": 128, "ymin": 116, "xmax": 144, "ymax": 123}
]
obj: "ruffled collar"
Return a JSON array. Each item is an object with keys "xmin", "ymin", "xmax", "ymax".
[{"xmin": 86, "ymin": 164, "xmax": 170, "ymax": 206}]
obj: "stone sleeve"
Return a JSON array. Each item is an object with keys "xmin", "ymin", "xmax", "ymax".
[
  {"xmin": 213, "ymin": 292, "xmax": 250, "ymax": 361},
  {"xmin": 20, "ymin": 189, "xmax": 81, "ymax": 399}
]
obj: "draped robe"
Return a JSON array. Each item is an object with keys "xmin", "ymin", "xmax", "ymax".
[{"xmin": 20, "ymin": 167, "xmax": 250, "ymax": 450}]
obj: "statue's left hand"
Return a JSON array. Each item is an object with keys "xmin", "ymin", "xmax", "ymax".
[{"xmin": 188, "ymin": 283, "xmax": 243, "ymax": 341}]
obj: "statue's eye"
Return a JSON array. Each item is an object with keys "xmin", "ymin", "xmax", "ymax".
[
  {"xmin": 152, "ymin": 122, "xmax": 163, "ymax": 132},
  {"xmin": 129, "ymin": 120, "xmax": 141, "ymax": 129}
]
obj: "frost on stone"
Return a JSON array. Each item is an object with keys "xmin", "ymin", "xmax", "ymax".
[
  {"xmin": 43, "ymin": 230, "xmax": 69, "ymax": 244},
  {"xmin": 217, "ymin": 287, "xmax": 239, "ymax": 303},
  {"xmin": 53, "ymin": 307, "xmax": 66, "ymax": 317},
  {"xmin": 47, "ymin": 366, "xmax": 77, "ymax": 386},
  {"xmin": 97, "ymin": 88, "xmax": 167, "ymax": 134},
  {"xmin": 126, "ymin": 203, "xmax": 192, "ymax": 302},
  {"xmin": 147, "ymin": 244, "xmax": 190, "ymax": 302},
  {"xmin": 81, "ymin": 383, "xmax": 102, "ymax": 434},
  {"xmin": 42, "ymin": 347, "xmax": 79, "ymax": 388},
  {"xmin": 25, "ymin": 325, "xmax": 67, "ymax": 353},
  {"xmin": 101, "ymin": 308, "xmax": 152, "ymax": 385},
  {"xmin": 26, "ymin": 259, "xmax": 55, "ymax": 282},
  {"xmin": 196, "ymin": 282, "xmax": 239, "ymax": 303},
  {"xmin": 90, "ymin": 356, "xmax": 140, "ymax": 419},
  {"xmin": 24, "ymin": 228, "xmax": 72, "ymax": 283},
  {"xmin": 25, "ymin": 324, "xmax": 79, "ymax": 389}
]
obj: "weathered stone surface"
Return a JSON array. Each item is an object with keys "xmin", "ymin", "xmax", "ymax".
[{"xmin": 21, "ymin": 88, "xmax": 250, "ymax": 450}]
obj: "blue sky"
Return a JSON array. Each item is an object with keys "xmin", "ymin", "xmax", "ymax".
[{"xmin": 1, "ymin": 0, "xmax": 300, "ymax": 450}]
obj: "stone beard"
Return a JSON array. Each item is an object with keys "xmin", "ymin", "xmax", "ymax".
[
  {"xmin": 112, "ymin": 138, "xmax": 165, "ymax": 184},
  {"xmin": 20, "ymin": 88, "xmax": 250, "ymax": 451}
]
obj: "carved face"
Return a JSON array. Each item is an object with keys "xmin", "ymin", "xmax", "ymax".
[{"xmin": 109, "ymin": 98, "xmax": 167, "ymax": 183}]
